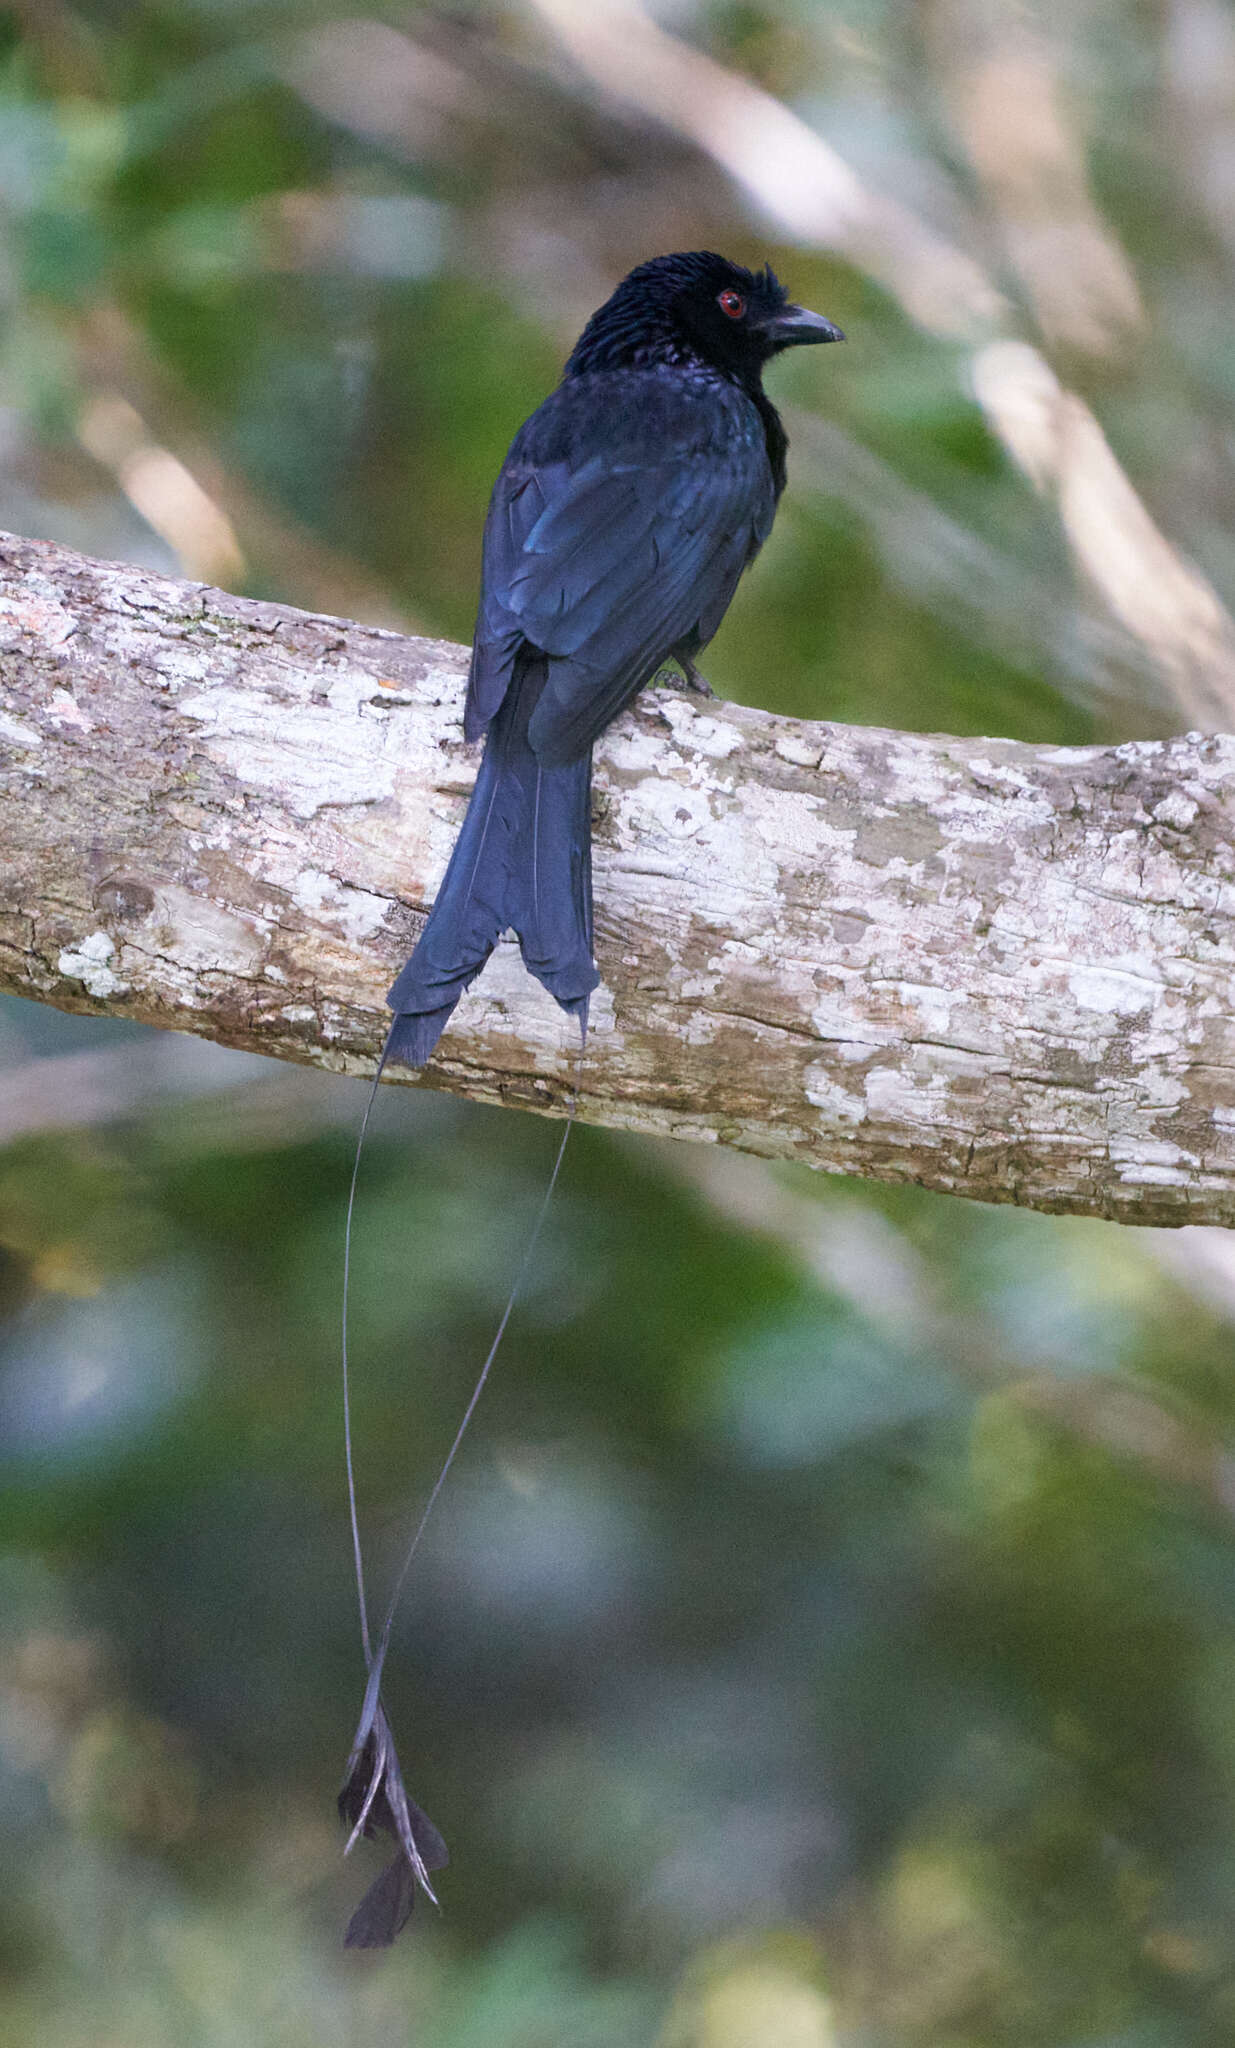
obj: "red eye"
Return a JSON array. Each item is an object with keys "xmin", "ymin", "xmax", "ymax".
[{"xmin": 718, "ymin": 289, "xmax": 746, "ymax": 319}]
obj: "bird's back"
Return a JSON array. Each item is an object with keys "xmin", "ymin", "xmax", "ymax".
[{"xmin": 466, "ymin": 366, "xmax": 779, "ymax": 766}]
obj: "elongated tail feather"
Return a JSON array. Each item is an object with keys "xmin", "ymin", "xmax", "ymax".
[{"xmin": 387, "ymin": 656, "xmax": 599, "ymax": 1065}]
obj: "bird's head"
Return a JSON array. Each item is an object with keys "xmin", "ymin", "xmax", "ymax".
[{"xmin": 565, "ymin": 251, "xmax": 844, "ymax": 384}]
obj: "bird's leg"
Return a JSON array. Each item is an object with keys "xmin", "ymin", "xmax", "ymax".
[{"xmin": 676, "ymin": 655, "xmax": 715, "ymax": 699}]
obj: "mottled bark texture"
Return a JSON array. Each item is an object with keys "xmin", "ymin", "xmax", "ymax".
[{"xmin": 2, "ymin": 529, "xmax": 1235, "ymax": 1224}]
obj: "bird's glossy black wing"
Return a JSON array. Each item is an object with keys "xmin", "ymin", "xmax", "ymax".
[
  {"xmin": 465, "ymin": 465, "xmax": 551, "ymax": 738},
  {"xmin": 466, "ymin": 374, "xmax": 774, "ymax": 765}
]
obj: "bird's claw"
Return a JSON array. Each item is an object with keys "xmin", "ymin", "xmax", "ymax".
[{"xmin": 677, "ymin": 657, "xmax": 715, "ymax": 699}]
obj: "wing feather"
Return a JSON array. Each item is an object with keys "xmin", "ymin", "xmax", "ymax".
[{"xmin": 465, "ymin": 372, "xmax": 774, "ymax": 764}]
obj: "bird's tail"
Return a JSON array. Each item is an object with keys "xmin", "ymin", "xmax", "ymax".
[{"xmin": 386, "ymin": 655, "xmax": 599, "ymax": 1065}]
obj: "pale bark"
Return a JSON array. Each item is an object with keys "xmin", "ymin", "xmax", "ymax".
[{"xmin": 2, "ymin": 528, "xmax": 1235, "ymax": 1225}]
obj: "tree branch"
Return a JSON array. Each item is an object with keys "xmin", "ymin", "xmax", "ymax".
[{"xmin": 2, "ymin": 528, "xmax": 1234, "ymax": 1225}]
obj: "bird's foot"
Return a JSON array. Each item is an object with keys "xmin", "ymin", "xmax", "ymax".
[{"xmin": 677, "ymin": 656, "xmax": 715, "ymax": 699}]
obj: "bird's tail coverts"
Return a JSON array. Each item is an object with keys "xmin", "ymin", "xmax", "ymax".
[{"xmin": 386, "ymin": 656, "xmax": 599, "ymax": 1065}]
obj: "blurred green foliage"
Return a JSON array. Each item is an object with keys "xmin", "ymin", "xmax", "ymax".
[{"xmin": 5, "ymin": 2, "xmax": 1235, "ymax": 2043}]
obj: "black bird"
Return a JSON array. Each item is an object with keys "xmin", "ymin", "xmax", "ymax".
[
  {"xmin": 386, "ymin": 251, "xmax": 843, "ymax": 1065},
  {"xmin": 341, "ymin": 256, "xmax": 842, "ymax": 1942}
]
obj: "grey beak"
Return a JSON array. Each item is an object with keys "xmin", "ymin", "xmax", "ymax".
[{"xmin": 762, "ymin": 305, "xmax": 845, "ymax": 347}]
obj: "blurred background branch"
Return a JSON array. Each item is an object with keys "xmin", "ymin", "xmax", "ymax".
[{"xmin": 529, "ymin": 0, "xmax": 1235, "ymax": 733}]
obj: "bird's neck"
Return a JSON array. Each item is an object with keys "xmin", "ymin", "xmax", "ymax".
[
  {"xmin": 749, "ymin": 385, "xmax": 788, "ymax": 498},
  {"xmin": 564, "ymin": 329, "xmax": 789, "ymax": 495},
  {"xmin": 566, "ymin": 308, "xmax": 707, "ymax": 376}
]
